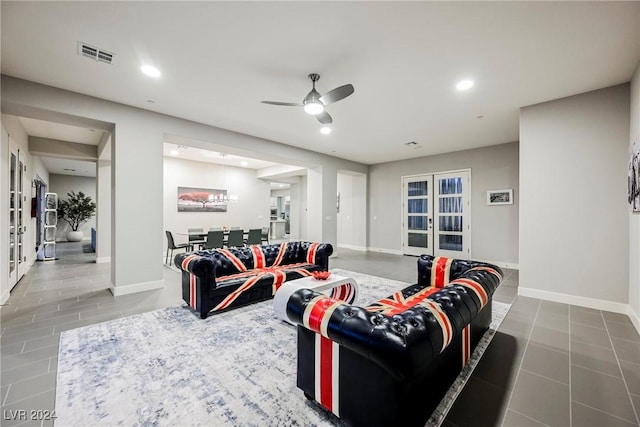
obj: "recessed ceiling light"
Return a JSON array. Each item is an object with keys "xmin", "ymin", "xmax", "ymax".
[
  {"xmin": 240, "ymin": 161, "xmax": 248, "ymax": 167},
  {"xmin": 456, "ymin": 80, "xmax": 474, "ymax": 91},
  {"xmin": 170, "ymin": 150, "xmax": 179, "ymax": 156},
  {"xmin": 141, "ymin": 65, "xmax": 161, "ymax": 78},
  {"xmin": 320, "ymin": 127, "xmax": 331, "ymax": 135}
]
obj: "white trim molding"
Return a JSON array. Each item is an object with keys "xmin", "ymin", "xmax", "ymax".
[
  {"xmin": 519, "ymin": 287, "xmax": 630, "ymax": 314},
  {"xmin": 366, "ymin": 247, "xmax": 403, "ymax": 256},
  {"xmin": 1, "ymin": 288, "xmax": 10, "ymax": 306},
  {"xmin": 95, "ymin": 256, "xmax": 111, "ymax": 264},
  {"xmin": 629, "ymin": 305, "xmax": 640, "ymax": 336},
  {"xmin": 473, "ymin": 258, "xmax": 519, "ymax": 270},
  {"xmin": 337, "ymin": 244, "xmax": 367, "ymax": 252},
  {"xmin": 110, "ymin": 279, "xmax": 164, "ymax": 297}
]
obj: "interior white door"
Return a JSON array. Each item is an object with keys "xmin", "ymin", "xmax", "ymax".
[
  {"xmin": 8, "ymin": 143, "xmax": 18, "ymax": 289},
  {"xmin": 433, "ymin": 171, "xmax": 470, "ymax": 259},
  {"xmin": 402, "ymin": 176, "xmax": 433, "ymax": 256}
]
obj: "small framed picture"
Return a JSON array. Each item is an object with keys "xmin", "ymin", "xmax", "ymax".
[{"xmin": 487, "ymin": 189, "xmax": 513, "ymax": 205}]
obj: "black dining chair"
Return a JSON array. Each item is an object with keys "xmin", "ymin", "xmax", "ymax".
[
  {"xmin": 165, "ymin": 231, "xmax": 193, "ymax": 264},
  {"xmin": 203, "ymin": 230, "xmax": 224, "ymax": 249},
  {"xmin": 188, "ymin": 227, "xmax": 206, "ymax": 249},
  {"xmin": 260, "ymin": 227, "xmax": 269, "ymax": 244},
  {"xmin": 226, "ymin": 229, "xmax": 245, "ymax": 248},
  {"xmin": 245, "ymin": 228, "xmax": 262, "ymax": 246}
]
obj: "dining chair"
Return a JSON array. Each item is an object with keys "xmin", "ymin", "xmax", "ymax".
[
  {"xmin": 203, "ymin": 230, "xmax": 224, "ymax": 249},
  {"xmin": 261, "ymin": 227, "xmax": 269, "ymax": 244},
  {"xmin": 188, "ymin": 227, "xmax": 206, "ymax": 249},
  {"xmin": 165, "ymin": 231, "xmax": 193, "ymax": 264},
  {"xmin": 226, "ymin": 229, "xmax": 245, "ymax": 248},
  {"xmin": 246, "ymin": 228, "xmax": 262, "ymax": 246}
]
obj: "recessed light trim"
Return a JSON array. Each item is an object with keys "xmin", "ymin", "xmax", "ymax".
[
  {"xmin": 169, "ymin": 150, "xmax": 179, "ymax": 156},
  {"xmin": 141, "ymin": 65, "xmax": 161, "ymax": 78},
  {"xmin": 320, "ymin": 126, "xmax": 332, "ymax": 135},
  {"xmin": 240, "ymin": 161, "xmax": 248, "ymax": 167},
  {"xmin": 456, "ymin": 80, "xmax": 474, "ymax": 91}
]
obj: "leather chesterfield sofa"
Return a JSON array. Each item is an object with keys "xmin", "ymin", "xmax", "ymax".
[
  {"xmin": 285, "ymin": 255, "xmax": 503, "ymax": 427},
  {"xmin": 174, "ymin": 241, "xmax": 332, "ymax": 319}
]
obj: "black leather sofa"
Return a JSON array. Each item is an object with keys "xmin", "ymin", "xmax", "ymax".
[
  {"xmin": 285, "ymin": 255, "xmax": 503, "ymax": 427},
  {"xmin": 174, "ymin": 241, "xmax": 332, "ymax": 319}
]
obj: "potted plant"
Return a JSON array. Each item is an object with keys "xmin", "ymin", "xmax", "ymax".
[{"xmin": 57, "ymin": 191, "xmax": 96, "ymax": 242}]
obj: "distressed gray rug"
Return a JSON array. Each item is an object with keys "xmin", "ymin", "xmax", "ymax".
[{"xmin": 55, "ymin": 269, "xmax": 510, "ymax": 426}]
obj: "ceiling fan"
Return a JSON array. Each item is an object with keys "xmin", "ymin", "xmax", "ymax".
[{"xmin": 261, "ymin": 73, "xmax": 354, "ymax": 125}]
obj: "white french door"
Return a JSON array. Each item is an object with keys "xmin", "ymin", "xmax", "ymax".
[
  {"xmin": 402, "ymin": 170, "xmax": 470, "ymax": 258},
  {"xmin": 9, "ymin": 141, "xmax": 27, "ymax": 289}
]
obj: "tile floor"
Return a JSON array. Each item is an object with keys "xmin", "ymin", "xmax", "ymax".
[{"xmin": 0, "ymin": 243, "xmax": 639, "ymax": 426}]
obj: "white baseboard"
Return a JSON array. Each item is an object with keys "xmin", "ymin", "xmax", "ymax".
[
  {"xmin": 474, "ymin": 258, "xmax": 519, "ymax": 270},
  {"xmin": 110, "ymin": 279, "xmax": 164, "ymax": 297},
  {"xmin": 366, "ymin": 246, "xmax": 403, "ymax": 256},
  {"xmin": 518, "ymin": 287, "xmax": 630, "ymax": 314},
  {"xmin": 629, "ymin": 305, "xmax": 640, "ymax": 336},
  {"xmin": 337, "ymin": 244, "xmax": 367, "ymax": 252},
  {"xmin": 1, "ymin": 288, "xmax": 10, "ymax": 305},
  {"xmin": 95, "ymin": 256, "xmax": 111, "ymax": 264}
]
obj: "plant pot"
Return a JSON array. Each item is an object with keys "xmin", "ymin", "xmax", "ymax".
[{"xmin": 66, "ymin": 231, "xmax": 84, "ymax": 242}]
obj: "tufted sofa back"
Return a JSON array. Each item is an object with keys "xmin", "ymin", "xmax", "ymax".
[{"xmin": 286, "ymin": 256, "xmax": 502, "ymax": 381}]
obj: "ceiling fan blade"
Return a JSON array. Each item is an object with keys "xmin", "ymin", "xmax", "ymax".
[
  {"xmin": 319, "ymin": 84, "xmax": 354, "ymax": 105},
  {"xmin": 261, "ymin": 101, "xmax": 302, "ymax": 107},
  {"xmin": 316, "ymin": 111, "xmax": 333, "ymax": 124}
]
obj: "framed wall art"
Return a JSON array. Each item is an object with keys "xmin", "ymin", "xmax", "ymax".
[
  {"xmin": 177, "ymin": 186, "xmax": 228, "ymax": 212},
  {"xmin": 487, "ymin": 189, "xmax": 513, "ymax": 206}
]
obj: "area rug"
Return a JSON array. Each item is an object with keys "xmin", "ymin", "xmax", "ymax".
[{"xmin": 55, "ymin": 269, "xmax": 510, "ymax": 426}]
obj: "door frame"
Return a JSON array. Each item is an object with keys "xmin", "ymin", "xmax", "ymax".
[{"xmin": 401, "ymin": 168, "xmax": 471, "ymax": 258}]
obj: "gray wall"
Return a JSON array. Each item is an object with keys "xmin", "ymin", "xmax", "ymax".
[
  {"xmin": 630, "ymin": 63, "xmax": 640, "ymax": 326},
  {"xmin": 49, "ymin": 174, "xmax": 97, "ymax": 241},
  {"xmin": 520, "ymin": 84, "xmax": 630, "ymax": 307},
  {"xmin": 368, "ymin": 142, "xmax": 519, "ymax": 266}
]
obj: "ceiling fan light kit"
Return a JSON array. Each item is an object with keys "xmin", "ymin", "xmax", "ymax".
[{"xmin": 262, "ymin": 73, "xmax": 354, "ymax": 125}]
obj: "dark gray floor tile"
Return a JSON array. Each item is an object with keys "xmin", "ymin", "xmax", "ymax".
[
  {"xmin": 571, "ymin": 365, "xmax": 637, "ymax": 424},
  {"xmin": 470, "ymin": 332, "xmax": 525, "ymax": 391},
  {"xmin": 499, "ymin": 312, "xmax": 534, "ymax": 339},
  {"xmin": 508, "ymin": 370, "xmax": 570, "ymax": 427},
  {"xmin": 501, "ymin": 409, "xmax": 547, "ymax": 427},
  {"xmin": 607, "ymin": 321, "xmax": 640, "ymax": 343},
  {"xmin": 571, "ymin": 309, "xmax": 606, "ymax": 330},
  {"xmin": 571, "ymin": 340, "xmax": 622, "ymax": 378},
  {"xmin": 22, "ymin": 334, "xmax": 59, "ymax": 353},
  {"xmin": 0, "ymin": 326, "xmax": 54, "ymax": 345},
  {"xmin": 1, "ymin": 341, "xmax": 25, "ymax": 357},
  {"xmin": 521, "ymin": 343, "xmax": 569, "ymax": 384},
  {"xmin": 1, "ymin": 345, "xmax": 58, "ymax": 372},
  {"xmin": 1, "ymin": 359, "xmax": 50, "ymax": 385},
  {"xmin": 570, "ymin": 305, "xmax": 601, "ymax": 315},
  {"xmin": 571, "ymin": 401, "xmax": 637, "ymax": 427},
  {"xmin": 1, "ymin": 384, "xmax": 9, "ymax": 405},
  {"xmin": 444, "ymin": 377, "xmax": 510, "ymax": 427},
  {"xmin": 509, "ymin": 297, "xmax": 540, "ymax": 317},
  {"xmin": 529, "ymin": 324, "xmax": 569, "ymax": 354},
  {"xmin": 630, "ymin": 393, "xmax": 640, "ymax": 419},
  {"xmin": 48, "ymin": 356, "xmax": 57, "ymax": 373},
  {"xmin": 571, "ymin": 322, "xmax": 613, "ymax": 349},
  {"xmin": 619, "ymin": 360, "xmax": 640, "ymax": 395},
  {"xmin": 0, "ymin": 389, "xmax": 55, "ymax": 421},
  {"xmin": 539, "ymin": 300, "xmax": 568, "ymax": 316},
  {"xmin": 4, "ymin": 372, "xmax": 56, "ymax": 405},
  {"xmin": 612, "ymin": 337, "xmax": 640, "ymax": 365},
  {"xmin": 534, "ymin": 311, "xmax": 569, "ymax": 333}
]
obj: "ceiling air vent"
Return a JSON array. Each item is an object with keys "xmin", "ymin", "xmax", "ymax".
[
  {"xmin": 404, "ymin": 141, "xmax": 418, "ymax": 146},
  {"xmin": 78, "ymin": 42, "xmax": 114, "ymax": 64}
]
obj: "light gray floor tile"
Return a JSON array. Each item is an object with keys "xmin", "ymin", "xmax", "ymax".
[
  {"xmin": 508, "ymin": 370, "xmax": 570, "ymax": 427},
  {"xmin": 22, "ymin": 334, "xmax": 60, "ymax": 353},
  {"xmin": 571, "ymin": 364, "xmax": 637, "ymax": 423},
  {"xmin": 571, "ymin": 401, "xmax": 638, "ymax": 427},
  {"xmin": 534, "ymin": 311, "xmax": 569, "ymax": 333},
  {"xmin": 619, "ymin": 360, "xmax": 640, "ymax": 396},
  {"xmin": 630, "ymin": 393, "xmax": 640, "ymax": 418},
  {"xmin": 607, "ymin": 321, "xmax": 640, "ymax": 343},
  {"xmin": 0, "ymin": 389, "xmax": 55, "ymax": 422},
  {"xmin": 603, "ymin": 311, "xmax": 634, "ymax": 326},
  {"xmin": 1, "ymin": 346, "xmax": 58, "ymax": 373},
  {"xmin": 4, "ymin": 372, "xmax": 56, "ymax": 405},
  {"xmin": 1, "ymin": 341, "xmax": 25, "ymax": 357},
  {"xmin": 539, "ymin": 300, "xmax": 568, "ymax": 316},
  {"xmin": 498, "ymin": 312, "xmax": 535, "ymax": 339},
  {"xmin": 1, "ymin": 359, "xmax": 51, "ymax": 385},
  {"xmin": 0, "ymin": 326, "xmax": 54, "ymax": 345},
  {"xmin": 570, "ymin": 305, "xmax": 601, "ymax": 315},
  {"xmin": 529, "ymin": 324, "xmax": 570, "ymax": 354}
]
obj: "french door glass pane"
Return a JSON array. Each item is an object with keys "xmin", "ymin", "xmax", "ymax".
[
  {"xmin": 439, "ymin": 216, "xmax": 462, "ymax": 232},
  {"xmin": 408, "ymin": 199, "xmax": 428, "ymax": 214},
  {"xmin": 439, "ymin": 177, "xmax": 462, "ymax": 195},
  {"xmin": 407, "ymin": 181, "xmax": 428, "ymax": 197},
  {"xmin": 408, "ymin": 216, "xmax": 428, "ymax": 230},
  {"xmin": 439, "ymin": 197, "xmax": 462, "ymax": 213},
  {"xmin": 439, "ymin": 235, "xmax": 463, "ymax": 251},
  {"xmin": 408, "ymin": 233, "xmax": 428, "ymax": 248}
]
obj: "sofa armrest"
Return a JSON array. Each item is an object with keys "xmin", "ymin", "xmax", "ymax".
[
  {"xmin": 417, "ymin": 255, "xmax": 503, "ymax": 288},
  {"xmin": 174, "ymin": 252, "xmax": 217, "ymax": 287},
  {"xmin": 304, "ymin": 242, "xmax": 333, "ymax": 270},
  {"xmin": 286, "ymin": 288, "xmax": 470, "ymax": 381}
]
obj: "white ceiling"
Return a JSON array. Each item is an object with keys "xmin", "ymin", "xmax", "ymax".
[
  {"xmin": 19, "ymin": 117, "xmax": 105, "ymax": 146},
  {"xmin": 163, "ymin": 143, "xmax": 280, "ymax": 169},
  {"xmin": 2, "ymin": 2, "xmax": 639, "ymax": 165},
  {"xmin": 40, "ymin": 157, "xmax": 96, "ymax": 178}
]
